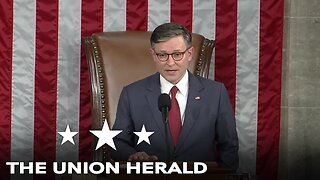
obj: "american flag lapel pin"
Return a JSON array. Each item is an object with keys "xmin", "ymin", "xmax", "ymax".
[{"xmin": 195, "ymin": 96, "xmax": 201, "ymax": 100}]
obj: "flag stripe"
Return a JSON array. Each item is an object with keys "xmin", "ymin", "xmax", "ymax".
[
  {"xmin": 11, "ymin": 0, "xmax": 36, "ymax": 163},
  {"xmin": 257, "ymin": 0, "xmax": 283, "ymax": 179},
  {"xmin": 148, "ymin": 0, "xmax": 170, "ymax": 31},
  {"xmin": 0, "ymin": 0, "xmax": 13, "ymax": 176},
  {"xmin": 192, "ymin": 0, "xmax": 215, "ymax": 40},
  {"xmin": 79, "ymin": 0, "xmax": 104, "ymax": 162},
  {"xmin": 126, "ymin": 0, "xmax": 148, "ymax": 31},
  {"xmin": 214, "ymin": 0, "xmax": 237, "ymax": 109},
  {"xmin": 104, "ymin": 0, "xmax": 126, "ymax": 31},
  {"xmin": 192, "ymin": 0, "xmax": 216, "ymax": 80},
  {"xmin": 34, "ymin": 0, "xmax": 59, "ymax": 165},
  {"xmin": 56, "ymin": 0, "xmax": 81, "ymax": 162},
  {"xmin": 170, "ymin": 0, "xmax": 193, "ymax": 32},
  {"xmin": 236, "ymin": 0, "xmax": 260, "ymax": 174}
]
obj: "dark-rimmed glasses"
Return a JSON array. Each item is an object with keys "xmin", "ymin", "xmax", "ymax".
[{"xmin": 153, "ymin": 47, "xmax": 191, "ymax": 62}]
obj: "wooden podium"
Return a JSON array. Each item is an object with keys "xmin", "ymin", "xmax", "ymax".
[{"xmin": 71, "ymin": 162, "xmax": 250, "ymax": 180}]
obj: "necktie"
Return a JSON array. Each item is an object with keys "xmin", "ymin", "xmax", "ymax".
[{"xmin": 169, "ymin": 86, "xmax": 182, "ymax": 146}]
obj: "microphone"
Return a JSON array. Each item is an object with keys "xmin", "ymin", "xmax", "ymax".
[
  {"xmin": 158, "ymin": 93, "xmax": 172, "ymax": 162},
  {"xmin": 158, "ymin": 93, "xmax": 171, "ymax": 123}
]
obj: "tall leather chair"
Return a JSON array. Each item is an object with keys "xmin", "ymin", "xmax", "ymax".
[{"xmin": 82, "ymin": 31, "xmax": 215, "ymax": 162}]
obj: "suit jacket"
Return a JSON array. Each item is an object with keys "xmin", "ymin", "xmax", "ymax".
[{"xmin": 111, "ymin": 71, "xmax": 239, "ymax": 170}]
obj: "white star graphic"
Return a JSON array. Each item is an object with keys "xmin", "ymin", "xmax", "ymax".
[
  {"xmin": 134, "ymin": 125, "xmax": 154, "ymax": 145},
  {"xmin": 90, "ymin": 120, "xmax": 122, "ymax": 150},
  {"xmin": 58, "ymin": 125, "xmax": 78, "ymax": 145}
]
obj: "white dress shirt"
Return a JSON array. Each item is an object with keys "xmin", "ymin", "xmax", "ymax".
[{"xmin": 160, "ymin": 71, "xmax": 189, "ymax": 124}]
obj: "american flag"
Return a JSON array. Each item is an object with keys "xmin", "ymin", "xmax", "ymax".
[{"xmin": 0, "ymin": 0, "xmax": 283, "ymax": 179}]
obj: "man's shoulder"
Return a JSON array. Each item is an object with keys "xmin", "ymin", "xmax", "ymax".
[
  {"xmin": 124, "ymin": 73, "xmax": 158, "ymax": 90},
  {"xmin": 192, "ymin": 74, "xmax": 224, "ymax": 89}
]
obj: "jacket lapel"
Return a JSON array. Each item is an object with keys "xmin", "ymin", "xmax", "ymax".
[
  {"xmin": 175, "ymin": 72, "xmax": 204, "ymax": 153},
  {"xmin": 145, "ymin": 73, "xmax": 168, "ymax": 139}
]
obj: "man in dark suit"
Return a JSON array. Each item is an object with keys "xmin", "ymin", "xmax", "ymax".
[{"xmin": 111, "ymin": 22, "xmax": 239, "ymax": 171}]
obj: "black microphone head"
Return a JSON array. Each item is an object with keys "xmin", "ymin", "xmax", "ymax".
[{"xmin": 158, "ymin": 93, "xmax": 171, "ymax": 112}]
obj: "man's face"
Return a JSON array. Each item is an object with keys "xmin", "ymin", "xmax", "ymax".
[{"xmin": 151, "ymin": 36, "xmax": 193, "ymax": 84}]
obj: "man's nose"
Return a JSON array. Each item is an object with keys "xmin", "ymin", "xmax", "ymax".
[{"xmin": 166, "ymin": 55, "xmax": 176, "ymax": 65}]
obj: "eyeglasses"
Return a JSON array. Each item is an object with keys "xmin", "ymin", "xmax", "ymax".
[{"xmin": 153, "ymin": 47, "xmax": 191, "ymax": 62}]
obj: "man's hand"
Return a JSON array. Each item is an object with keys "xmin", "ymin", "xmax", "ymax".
[{"xmin": 128, "ymin": 151, "xmax": 158, "ymax": 161}]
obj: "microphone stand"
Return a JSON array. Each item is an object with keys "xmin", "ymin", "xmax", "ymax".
[
  {"xmin": 161, "ymin": 107, "xmax": 171, "ymax": 163},
  {"xmin": 161, "ymin": 107, "xmax": 171, "ymax": 180}
]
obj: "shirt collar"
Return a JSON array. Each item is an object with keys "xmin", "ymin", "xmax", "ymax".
[{"xmin": 160, "ymin": 71, "xmax": 189, "ymax": 96}]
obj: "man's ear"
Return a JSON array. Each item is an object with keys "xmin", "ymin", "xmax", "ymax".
[
  {"xmin": 188, "ymin": 46, "xmax": 194, "ymax": 62},
  {"xmin": 150, "ymin": 48, "xmax": 157, "ymax": 56},
  {"xmin": 150, "ymin": 48, "xmax": 157, "ymax": 62}
]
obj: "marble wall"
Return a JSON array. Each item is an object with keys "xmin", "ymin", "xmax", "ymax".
[{"xmin": 280, "ymin": 0, "xmax": 320, "ymax": 179}]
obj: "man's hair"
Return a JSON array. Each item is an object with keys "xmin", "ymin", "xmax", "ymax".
[{"xmin": 150, "ymin": 22, "xmax": 192, "ymax": 48}]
